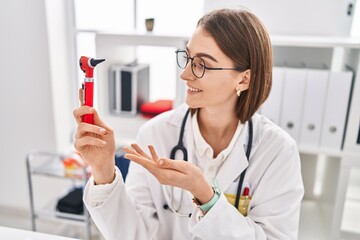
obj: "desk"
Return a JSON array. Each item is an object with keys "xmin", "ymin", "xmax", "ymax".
[{"xmin": 0, "ymin": 226, "xmax": 80, "ymax": 240}]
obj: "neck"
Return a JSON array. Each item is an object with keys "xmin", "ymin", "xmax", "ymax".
[{"xmin": 197, "ymin": 107, "xmax": 239, "ymax": 156}]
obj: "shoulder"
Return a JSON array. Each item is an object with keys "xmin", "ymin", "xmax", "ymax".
[
  {"xmin": 251, "ymin": 113, "xmax": 297, "ymax": 152},
  {"xmin": 249, "ymin": 114, "xmax": 301, "ymax": 181}
]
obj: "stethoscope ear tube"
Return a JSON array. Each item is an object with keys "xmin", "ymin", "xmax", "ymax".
[
  {"xmin": 169, "ymin": 108, "xmax": 190, "ymax": 161},
  {"xmin": 234, "ymin": 119, "xmax": 253, "ymax": 209}
]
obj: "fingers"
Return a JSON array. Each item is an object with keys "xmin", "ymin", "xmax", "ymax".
[
  {"xmin": 131, "ymin": 143, "xmax": 151, "ymax": 159},
  {"xmin": 73, "ymin": 106, "xmax": 113, "ymax": 133},
  {"xmin": 74, "ymin": 135, "xmax": 107, "ymax": 150},
  {"xmin": 122, "ymin": 146, "xmax": 143, "ymax": 158},
  {"xmin": 124, "ymin": 153, "xmax": 156, "ymax": 170},
  {"xmin": 73, "ymin": 106, "xmax": 94, "ymax": 124},
  {"xmin": 148, "ymin": 145, "xmax": 159, "ymax": 162},
  {"xmin": 74, "ymin": 123, "xmax": 108, "ymax": 150},
  {"xmin": 75, "ymin": 123, "xmax": 107, "ymax": 139}
]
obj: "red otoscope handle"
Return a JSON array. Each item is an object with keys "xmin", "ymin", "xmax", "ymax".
[
  {"xmin": 79, "ymin": 56, "xmax": 105, "ymax": 124},
  {"xmin": 83, "ymin": 81, "xmax": 94, "ymax": 124}
]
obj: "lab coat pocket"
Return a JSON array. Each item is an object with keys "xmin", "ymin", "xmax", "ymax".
[
  {"xmin": 224, "ymin": 181, "xmax": 252, "ymax": 216},
  {"xmin": 224, "ymin": 193, "xmax": 252, "ymax": 216}
]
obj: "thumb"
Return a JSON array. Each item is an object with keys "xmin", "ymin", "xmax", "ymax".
[
  {"xmin": 156, "ymin": 158, "xmax": 188, "ymax": 173},
  {"xmin": 78, "ymin": 88, "xmax": 83, "ymax": 106}
]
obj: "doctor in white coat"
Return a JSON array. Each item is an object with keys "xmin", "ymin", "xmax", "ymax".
[{"xmin": 73, "ymin": 8, "xmax": 304, "ymax": 240}]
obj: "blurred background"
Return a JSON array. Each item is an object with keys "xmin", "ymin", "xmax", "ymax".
[{"xmin": 0, "ymin": 0, "xmax": 360, "ymax": 239}]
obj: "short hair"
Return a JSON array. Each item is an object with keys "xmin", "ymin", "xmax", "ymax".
[{"xmin": 197, "ymin": 8, "xmax": 272, "ymax": 123}]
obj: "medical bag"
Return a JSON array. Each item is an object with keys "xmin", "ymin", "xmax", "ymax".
[{"xmin": 56, "ymin": 187, "xmax": 83, "ymax": 215}]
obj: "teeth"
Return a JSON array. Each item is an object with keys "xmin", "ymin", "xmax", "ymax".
[{"xmin": 188, "ymin": 86, "xmax": 202, "ymax": 92}]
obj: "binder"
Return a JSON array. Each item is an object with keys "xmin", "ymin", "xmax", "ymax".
[
  {"xmin": 280, "ymin": 68, "xmax": 307, "ymax": 142},
  {"xmin": 320, "ymin": 71, "xmax": 353, "ymax": 150},
  {"xmin": 261, "ymin": 67, "xmax": 285, "ymax": 125},
  {"xmin": 299, "ymin": 69, "xmax": 329, "ymax": 148}
]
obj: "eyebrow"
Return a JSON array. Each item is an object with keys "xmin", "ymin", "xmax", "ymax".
[{"xmin": 186, "ymin": 47, "xmax": 218, "ymax": 63}]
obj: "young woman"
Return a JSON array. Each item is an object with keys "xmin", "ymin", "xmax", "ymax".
[{"xmin": 73, "ymin": 8, "xmax": 304, "ymax": 240}]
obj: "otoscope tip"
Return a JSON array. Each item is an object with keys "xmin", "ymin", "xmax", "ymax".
[{"xmin": 90, "ymin": 58, "xmax": 105, "ymax": 67}]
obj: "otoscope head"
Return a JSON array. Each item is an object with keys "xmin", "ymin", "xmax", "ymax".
[{"xmin": 79, "ymin": 56, "xmax": 105, "ymax": 78}]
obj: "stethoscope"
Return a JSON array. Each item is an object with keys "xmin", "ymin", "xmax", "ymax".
[{"xmin": 163, "ymin": 108, "xmax": 253, "ymax": 217}]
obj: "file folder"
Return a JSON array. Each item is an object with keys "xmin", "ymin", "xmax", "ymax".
[
  {"xmin": 280, "ymin": 68, "xmax": 307, "ymax": 142},
  {"xmin": 299, "ymin": 69, "xmax": 329, "ymax": 148},
  {"xmin": 261, "ymin": 67, "xmax": 285, "ymax": 125},
  {"xmin": 320, "ymin": 71, "xmax": 353, "ymax": 150}
]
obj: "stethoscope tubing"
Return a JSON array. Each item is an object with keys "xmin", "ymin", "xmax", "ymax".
[
  {"xmin": 169, "ymin": 108, "xmax": 190, "ymax": 161},
  {"xmin": 166, "ymin": 108, "xmax": 253, "ymax": 216}
]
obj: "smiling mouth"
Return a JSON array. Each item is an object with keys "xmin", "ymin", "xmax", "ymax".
[{"xmin": 188, "ymin": 86, "xmax": 203, "ymax": 93}]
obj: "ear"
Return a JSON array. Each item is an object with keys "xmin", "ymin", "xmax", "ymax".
[{"xmin": 236, "ymin": 69, "xmax": 251, "ymax": 92}]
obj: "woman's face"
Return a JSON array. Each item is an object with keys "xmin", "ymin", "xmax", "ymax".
[{"xmin": 180, "ymin": 27, "xmax": 243, "ymax": 110}]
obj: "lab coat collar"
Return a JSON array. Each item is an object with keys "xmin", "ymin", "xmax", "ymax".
[
  {"xmin": 216, "ymin": 121, "xmax": 249, "ymax": 192},
  {"xmin": 167, "ymin": 103, "xmax": 191, "ymax": 128}
]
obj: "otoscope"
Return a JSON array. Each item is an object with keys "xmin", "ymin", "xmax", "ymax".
[{"xmin": 79, "ymin": 56, "xmax": 105, "ymax": 124}]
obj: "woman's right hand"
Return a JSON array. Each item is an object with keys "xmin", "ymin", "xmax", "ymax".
[{"xmin": 73, "ymin": 89, "xmax": 116, "ymax": 184}]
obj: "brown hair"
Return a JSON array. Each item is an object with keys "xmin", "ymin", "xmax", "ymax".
[{"xmin": 197, "ymin": 8, "xmax": 272, "ymax": 123}]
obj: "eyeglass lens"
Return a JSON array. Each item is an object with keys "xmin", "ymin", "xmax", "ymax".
[
  {"xmin": 176, "ymin": 50, "xmax": 188, "ymax": 69},
  {"xmin": 176, "ymin": 50, "xmax": 205, "ymax": 78}
]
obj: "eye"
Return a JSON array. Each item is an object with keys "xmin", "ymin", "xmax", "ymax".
[
  {"xmin": 193, "ymin": 57, "xmax": 205, "ymax": 70},
  {"xmin": 199, "ymin": 62, "xmax": 205, "ymax": 70}
]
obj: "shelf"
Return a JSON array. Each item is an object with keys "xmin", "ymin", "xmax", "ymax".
[
  {"xmin": 299, "ymin": 146, "xmax": 360, "ymax": 158},
  {"xmin": 35, "ymin": 209, "xmax": 86, "ymax": 223},
  {"xmin": 95, "ymin": 31, "xmax": 189, "ymax": 48},
  {"xmin": 91, "ymin": 30, "xmax": 360, "ymax": 49},
  {"xmin": 33, "ymin": 190, "xmax": 86, "ymax": 223},
  {"xmin": 28, "ymin": 152, "xmax": 89, "ymax": 180},
  {"xmin": 26, "ymin": 152, "xmax": 92, "ymax": 239},
  {"xmin": 271, "ymin": 35, "xmax": 360, "ymax": 49}
]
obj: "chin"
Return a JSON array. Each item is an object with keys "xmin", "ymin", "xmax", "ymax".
[{"xmin": 185, "ymin": 99, "xmax": 200, "ymax": 109}]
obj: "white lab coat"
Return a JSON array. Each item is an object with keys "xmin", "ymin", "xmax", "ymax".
[{"xmin": 83, "ymin": 104, "xmax": 304, "ymax": 240}]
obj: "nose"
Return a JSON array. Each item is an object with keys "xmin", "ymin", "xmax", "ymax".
[{"xmin": 180, "ymin": 63, "xmax": 196, "ymax": 82}]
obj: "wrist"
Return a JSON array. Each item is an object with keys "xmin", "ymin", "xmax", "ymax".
[
  {"xmin": 91, "ymin": 163, "xmax": 115, "ymax": 185},
  {"xmin": 193, "ymin": 184, "xmax": 214, "ymax": 204},
  {"xmin": 193, "ymin": 178, "xmax": 221, "ymax": 213}
]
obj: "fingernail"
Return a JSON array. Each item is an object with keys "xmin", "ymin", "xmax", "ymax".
[
  {"xmin": 158, "ymin": 159, "xmax": 164, "ymax": 166},
  {"xmin": 99, "ymin": 128, "xmax": 106, "ymax": 133}
]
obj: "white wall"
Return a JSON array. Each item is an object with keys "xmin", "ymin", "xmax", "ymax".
[
  {"xmin": 45, "ymin": 0, "xmax": 78, "ymax": 151},
  {"xmin": 205, "ymin": 0, "xmax": 357, "ymax": 36},
  {"xmin": 0, "ymin": 0, "xmax": 57, "ymax": 209}
]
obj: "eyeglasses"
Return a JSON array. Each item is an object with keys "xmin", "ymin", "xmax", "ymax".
[{"xmin": 175, "ymin": 49, "xmax": 245, "ymax": 78}]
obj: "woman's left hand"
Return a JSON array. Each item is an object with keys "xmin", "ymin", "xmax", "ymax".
[{"xmin": 123, "ymin": 143, "xmax": 214, "ymax": 204}]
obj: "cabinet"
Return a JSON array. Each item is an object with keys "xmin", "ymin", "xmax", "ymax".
[
  {"xmin": 267, "ymin": 35, "xmax": 360, "ymax": 240},
  {"xmin": 94, "ymin": 32, "xmax": 360, "ymax": 239},
  {"xmin": 94, "ymin": 32, "xmax": 188, "ymax": 140},
  {"xmin": 26, "ymin": 151, "xmax": 91, "ymax": 240}
]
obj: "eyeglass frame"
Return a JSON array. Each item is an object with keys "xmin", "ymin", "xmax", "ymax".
[{"xmin": 175, "ymin": 49, "xmax": 248, "ymax": 78}]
